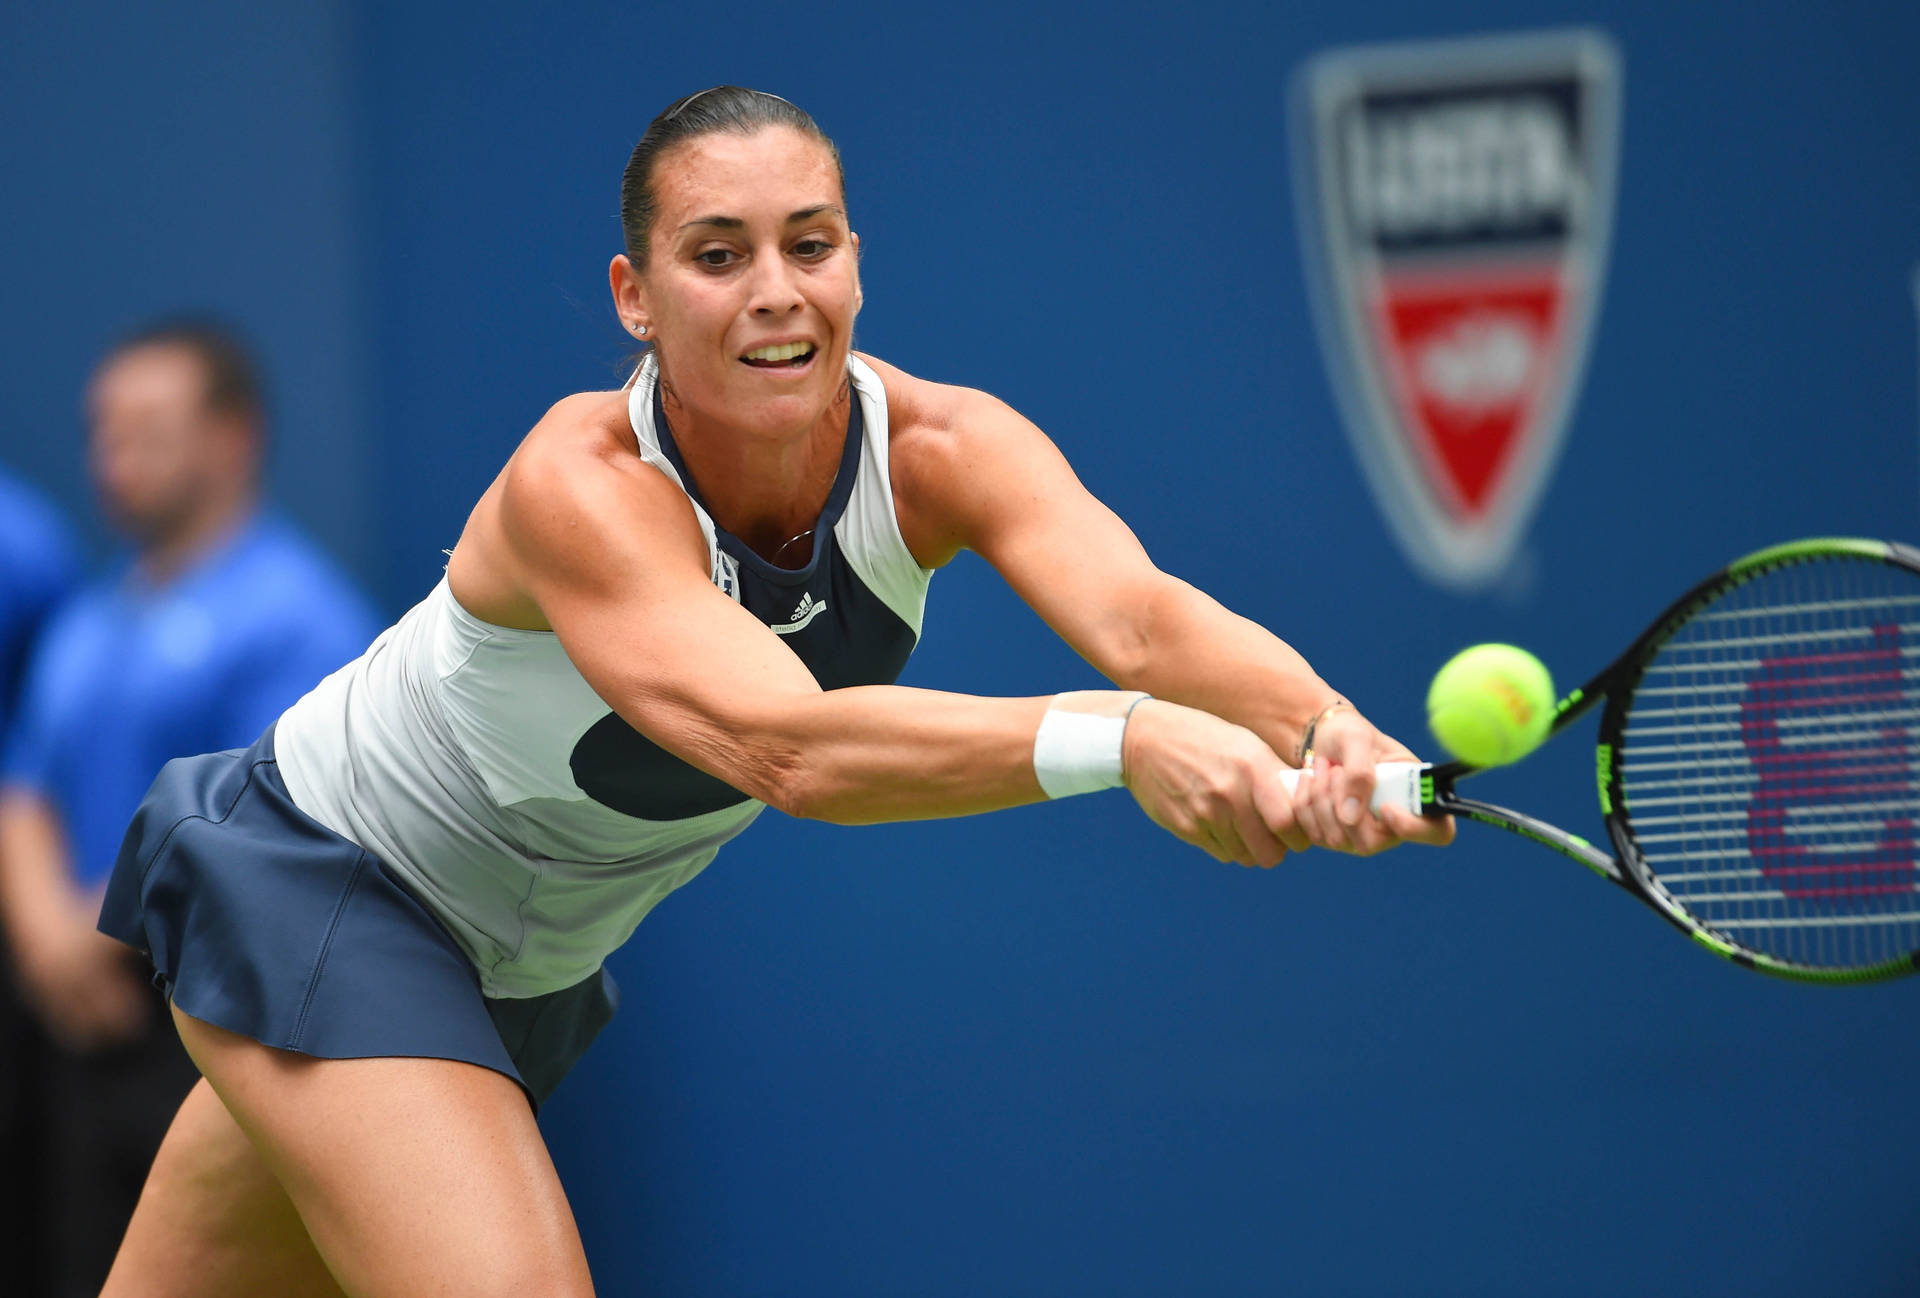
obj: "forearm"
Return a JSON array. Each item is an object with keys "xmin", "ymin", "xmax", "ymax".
[
  {"xmin": 0, "ymin": 789, "xmax": 85, "ymax": 963},
  {"xmin": 1102, "ymin": 578, "xmax": 1347, "ymax": 765},
  {"xmin": 0, "ymin": 787, "xmax": 149, "ymax": 1046},
  {"xmin": 714, "ymin": 687, "xmax": 1059, "ymax": 824}
]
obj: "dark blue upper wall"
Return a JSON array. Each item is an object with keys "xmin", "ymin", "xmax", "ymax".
[
  {"xmin": 7, "ymin": 1, "xmax": 1918, "ymax": 1294},
  {"xmin": 354, "ymin": 4, "xmax": 1918, "ymax": 1295},
  {"xmin": 0, "ymin": 0, "xmax": 373, "ymax": 580}
]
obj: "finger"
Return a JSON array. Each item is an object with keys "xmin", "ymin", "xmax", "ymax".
[
  {"xmin": 1192, "ymin": 821, "xmax": 1236, "ymax": 864},
  {"xmin": 1292, "ymin": 766, "xmax": 1341, "ymax": 851},
  {"xmin": 1344, "ymin": 801, "xmax": 1416, "ymax": 855},
  {"xmin": 1369, "ymin": 805, "xmax": 1432, "ymax": 845},
  {"xmin": 1378, "ymin": 805, "xmax": 1455, "ymax": 846},
  {"xmin": 1208, "ymin": 815, "xmax": 1257, "ymax": 867},
  {"xmin": 1234, "ymin": 801, "xmax": 1288, "ymax": 869},
  {"xmin": 1349, "ymin": 811, "xmax": 1401, "ymax": 857},
  {"xmin": 1333, "ymin": 761, "xmax": 1376, "ymax": 832},
  {"xmin": 1314, "ymin": 762, "xmax": 1358, "ymax": 851},
  {"xmin": 1317, "ymin": 763, "xmax": 1356, "ymax": 849},
  {"xmin": 1336, "ymin": 782, "xmax": 1411, "ymax": 855},
  {"xmin": 1255, "ymin": 767, "xmax": 1310, "ymax": 854}
]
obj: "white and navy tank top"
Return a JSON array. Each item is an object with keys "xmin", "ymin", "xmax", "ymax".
[{"xmin": 275, "ymin": 355, "xmax": 933, "ymax": 998}]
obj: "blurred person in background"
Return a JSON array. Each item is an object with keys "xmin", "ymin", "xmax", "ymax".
[
  {"xmin": 0, "ymin": 320, "xmax": 378, "ymax": 1298},
  {"xmin": 0, "ymin": 465, "xmax": 77, "ymax": 1298}
]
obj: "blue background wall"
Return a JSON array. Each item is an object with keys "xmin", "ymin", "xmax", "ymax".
[{"xmin": 5, "ymin": 1, "xmax": 1917, "ymax": 1293}]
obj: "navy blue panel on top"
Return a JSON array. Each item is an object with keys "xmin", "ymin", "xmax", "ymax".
[{"xmin": 568, "ymin": 386, "xmax": 919, "ymax": 821}]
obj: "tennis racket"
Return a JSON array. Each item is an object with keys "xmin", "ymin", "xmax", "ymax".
[{"xmin": 1280, "ymin": 537, "xmax": 1920, "ymax": 985}]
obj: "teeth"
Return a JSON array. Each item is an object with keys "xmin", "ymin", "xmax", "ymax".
[{"xmin": 742, "ymin": 342, "xmax": 815, "ymax": 363}]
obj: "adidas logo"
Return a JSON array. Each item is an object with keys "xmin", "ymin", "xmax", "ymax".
[{"xmin": 771, "ymin": 591, "xmax": 827, "ymax": 636}]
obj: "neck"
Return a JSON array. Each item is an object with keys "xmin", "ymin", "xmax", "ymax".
[
  {"xmin": 659, "ymin": 374, "xmax": 852, "ymax": 560},
  {"xmin": 136, "ymin": 489, "xmax": 256, "ymax": 585}
]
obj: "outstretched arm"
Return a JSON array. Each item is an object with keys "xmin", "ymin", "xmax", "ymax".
[
  {"xmin": 454, "ymin": 396, "xmax": 1286, "ymax": 860},
  {"xmin": 878, "ymin": 365, "xmax": 1451, "ymax": 856}
]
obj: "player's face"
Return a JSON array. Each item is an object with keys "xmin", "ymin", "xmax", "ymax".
[
  {"xmin": 85, "ymin": 345, "xmax": 236, "ymax": 544},
  {"xmin": 630, "ymin": 127, "xmax": 860, "ymax": 437}
]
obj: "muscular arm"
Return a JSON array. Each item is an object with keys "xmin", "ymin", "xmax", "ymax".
[
  {"xmin": 463, "ymin": 397, "xmax": 1063, "ymax": 826},
  {"xmin": 1062, "ymin": 576, "xmax": 1335, "ymax": 766},
  {"xmin": 883, "ymin": 367, "xmax": 1338, "ymax": 761},
  {"xmin": 455, "ymin": 385, "xmax": 1428, "ymax": 863},
  {"xmin": 878, "ymin": 359, "xmax": 1448, "ymax": 854}
]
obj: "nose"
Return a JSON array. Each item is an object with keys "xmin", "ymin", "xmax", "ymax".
[{"xmin": 746, "ymin": 251, "xmax": 805, "ymax": 318}]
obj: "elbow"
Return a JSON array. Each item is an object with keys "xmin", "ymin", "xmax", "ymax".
[
  {"xmin": 756, "ymin": 757, "xmax": 836, "ymax": 823},
  {"xmin": 1096, "ymin": 577, "xmax": 1189, "ymax": 686},
  {"xmin": 760, "ymin": 763, "xmax": 874, "ymax": 826},
  {"xmin": 682, "ymin": 704, "xmax": 844, "ymax": 822},
  {"xmin": 717, "ymin": 703, "xmax": 874, "ymax": 826},
  {"xmin": 1101, "ymin": 619, "xmax": 1155, "ymax": 686},
  {"xmin": 760, "ymin": 766, "xmax": 818, "ymax": 820}
]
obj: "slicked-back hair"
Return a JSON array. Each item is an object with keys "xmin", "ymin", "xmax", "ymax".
[{"xmin": 620, "ymin": 86, "xmax": 845, "ymax": 270}]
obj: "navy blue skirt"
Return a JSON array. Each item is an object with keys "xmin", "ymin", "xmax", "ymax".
[{"xmin": 98, "ymin": 726, "xmax": 617, "ymax": 1108}]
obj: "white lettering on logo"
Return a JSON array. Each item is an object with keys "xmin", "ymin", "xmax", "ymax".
[
  {"xmin": 1346, "ymin": 96, "xmax": 1580, "ymax": 237},
  {"xmin": 772, "ymin": 591, "xmax": 827, "ymax": 635},
  {"xmin": 1414, "ymin": 310, "xmax": 1540, "ymax": 413}
]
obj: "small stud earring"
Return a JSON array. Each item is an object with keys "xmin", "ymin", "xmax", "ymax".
[{"xmin": 634, "ymin": 323, "xmax": 648, "ymax": 336}]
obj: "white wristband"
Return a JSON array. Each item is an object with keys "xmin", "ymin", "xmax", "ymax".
[{"xmin": 1032, "ymin": 692, "xmax": 1147, "ymax": 798}]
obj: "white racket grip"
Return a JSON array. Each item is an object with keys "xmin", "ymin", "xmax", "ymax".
[{"xmin": 1276, "ymin": 760, "xmax": 1426, "ymax": 816}]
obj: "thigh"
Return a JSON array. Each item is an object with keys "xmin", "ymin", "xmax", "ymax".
[
  {"xmin": 103, "ymin": 1077, "xmax": 344, "ymax": 1298},
  {"xmin": 167, "ymin": 1005, "xmax": 596, "ymax": 1298}
]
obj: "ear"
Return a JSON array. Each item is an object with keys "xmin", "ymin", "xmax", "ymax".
[
  {"xmin": 609, "ymin": 254, "xmax": 653, "ymax": 338},
  {"xmin": 850, "ymin": 232, "xmax": 863, "ymax": 312}
]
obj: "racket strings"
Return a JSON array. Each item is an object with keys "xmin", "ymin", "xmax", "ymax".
[{"xmin": 1616, "ymin": 557, "xmax": 1920, "ymax": 970}]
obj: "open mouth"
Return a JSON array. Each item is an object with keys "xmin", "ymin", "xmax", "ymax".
[{"xmin": 740, "ymin": 342, "xmax": 817, "ymax": 369}]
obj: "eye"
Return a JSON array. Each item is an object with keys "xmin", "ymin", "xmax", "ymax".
[
  {"xmin": 792, "ymin": 238, "xmax": 833, "ymax": 259},
  {"xmin": 694, "ymin": 248, "xmax": 738, "ymax": 268}
]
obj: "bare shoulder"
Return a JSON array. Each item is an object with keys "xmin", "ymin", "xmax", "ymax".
[
  {"xmin": 449, "ymin": 387, "xmax": 706, "ymax": 627},
  {"xmin": 856, "ymin": 352, "xmax": 1019, "ymax": 450},
  {"xmin": 856, "ymin": 352, "xmax": 1067, "ymax": 567},
  {"xmin": 500, "ymin": 388, "xmax": 708, "ymax": 532},
  {"xmin": 507, "ymin": 389, "xmax": 648, "ymax": 493}
]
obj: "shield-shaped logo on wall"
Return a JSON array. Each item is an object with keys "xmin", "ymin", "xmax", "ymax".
[{"xmin": 1293, "ymin": 29, "xmax": 1621, "ymax": 589}]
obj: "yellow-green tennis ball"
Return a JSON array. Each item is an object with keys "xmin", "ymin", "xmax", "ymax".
[{"xmin": 1426, "ymin": 644, "xmax": 1555, "ymax": 767}]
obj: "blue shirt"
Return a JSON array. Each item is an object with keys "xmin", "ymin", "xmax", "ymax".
[
  {"xmin": 2, "ymin": 511, "xmax": 379, "ymax": 888},
  {"xmin": 0, "ymin": 469, "xmax": 78, "ymax": 740}
]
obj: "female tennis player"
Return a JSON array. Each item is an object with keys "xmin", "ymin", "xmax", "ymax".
[{"xmin": 97, "ymin": 87, "xmax": 1451, "ymax": 1297}]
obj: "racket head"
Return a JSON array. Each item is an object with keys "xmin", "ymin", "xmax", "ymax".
[{"xmin": 1597, "ymin": 538, "xmax": 1920, "ymax": 983}]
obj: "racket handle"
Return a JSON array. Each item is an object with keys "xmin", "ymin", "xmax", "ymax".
[{"xmin": 1276, "ymin": 760, "xmax": 1425, "ymax": 816}]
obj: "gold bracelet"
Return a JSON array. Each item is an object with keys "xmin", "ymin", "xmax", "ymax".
[{"xmin": 1296, "ymin": 697, "xmax": 1353, "ymax": 767}]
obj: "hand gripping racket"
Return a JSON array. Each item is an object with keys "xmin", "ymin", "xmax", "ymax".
[{"xmin": 1281, "ymin": 537, "xmax": 1920, "ymax": 984}]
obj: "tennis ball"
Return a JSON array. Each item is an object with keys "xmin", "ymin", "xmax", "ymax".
[{"xmin": 1426, "ymin": 643, "xmax": 1555, "ymax": 767}]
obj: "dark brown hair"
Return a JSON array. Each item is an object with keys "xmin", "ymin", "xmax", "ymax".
[
  {"xmin": 620, "ymin": 86, "xmax": 846, "ymax": 269},
  {"xmin": 106, "ymin": 317, "xmax": 263, "ymax": 425}
]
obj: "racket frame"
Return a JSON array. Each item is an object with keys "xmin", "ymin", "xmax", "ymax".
[{"xmin": 1419, "ymin": 537, "xmax": 1920, "ymax": 984}]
